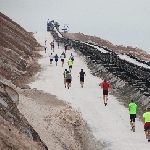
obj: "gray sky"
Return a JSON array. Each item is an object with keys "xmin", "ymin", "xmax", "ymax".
[{"xmin": 1, "ymin": 0, "xmax": 150, "ymax": 54}]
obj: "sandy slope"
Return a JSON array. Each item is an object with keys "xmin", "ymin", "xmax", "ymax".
[{"xmin": 29, "ymin": 32, "xmax": 149, "ymax": 150}]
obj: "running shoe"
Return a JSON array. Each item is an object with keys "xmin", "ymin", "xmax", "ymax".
[{"xmin": 132, "ymin": 126, "xmax": 135, "ymax": 132}]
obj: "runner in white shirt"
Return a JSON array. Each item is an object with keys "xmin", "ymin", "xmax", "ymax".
[
  {"xmin": 70, "ymin": 53, "xmax": 74, "ymax": 64},
  {"xmin": 60, "ymin": 52, "xmax": 65, "ymax": 67},
  {"xmin": 49, "ymin": 53, "xmax": 54, "ymax": 64}
]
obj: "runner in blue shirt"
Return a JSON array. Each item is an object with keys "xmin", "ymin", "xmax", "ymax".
[{"xmin": 54, "ymin": 54, "xmax": 59, "ymax": 66}]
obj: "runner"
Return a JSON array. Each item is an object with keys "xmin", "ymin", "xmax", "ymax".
[
  {"xmin": 49, "ymin": 53, "xmax": 54, "ymax": 64},
  {"xmin": 54, "ymin": 54, "xmax": 59, "ymax": 66},
  {"xmin": 99, "ymin": 79, "xmax": 110, "ymax": 106},
  {"xmin": 50, "ymin": 41, "xmax": 54, "ymax": 51},
  {"xmin": 70, "ymin": 53, "xmax": 74, "ymax": 64},
  {"xmin": 143, "ymin": 107, "xmax": 150, "ymax": 142},
  {"xmin": 60, "ymin": 52, "xmax": 65, "ymax": 67},
  {"xmin": 50, "ymin": 42, "xmax": 53, "ymax": 50},
  {"xmin": 67, "ymin": 58, "xmax": 73, "ymax": 72},
  {"xmin": 44, "ymin": 45, "xmax": 47, "ymax": 53},
  {"xmin": 66, "ymin": 71, "xmax": 72, "ymax": 89},
  {"xmin": 129, "ymin": 100, "xmax": 137, "ymax": 132},
  {"xmin": 52, "ymin": 40, "xmax": 55, "ymax": 52},
  {"xmin": 63, "ymin": 69, "xmax": 67, "ymax": 88},
  {"xmin": 45, "ymin": 38, "xmax": 47, "ymax": 45},
  {"xmin": 78, "ymin": 69, "xmax": 86, "ymax": 88},
  {"xmin": 62, "ymin": 51, "xmax": 66, "ymax": 58},
  {"xmin": 64, "ymin": 44, "xmax": 68, "ymax": 53}
]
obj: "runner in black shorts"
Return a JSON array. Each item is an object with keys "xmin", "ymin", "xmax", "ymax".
[
  {"xmin": 60, "ymin": 53, "xmax": 65, "ymax": 67},
  {"xmin": 69, "ymin": 65, "xmax": 72, "ymax": 69},
  {"xmin": 129, "ymin": 100, "xmax": 137, "ymax": 132},
  {"xmin": 67, "ymin": 59, "xmax": 73, "ymax": 72},
  {"xmin": 63, "ymin": 69, "xmax": 67, "ymax": 88},
  {"xmin": 64, "ymin": 44, "xmax": 68, "ymax": 53},
  {"xmin": 79, "ymin": 69, "xmax": 86, "ymax": 88},
  {"xmin": 130, "ymin": 114, "xmax": 136, "ymax": 122},
  {"xmin": 54, "ymin": 54, "xmax": 59, "ymax": 66},
  {"xmin": 80, "ymin": 77, "xmax": 84, "ymax": 82},
  {"xmin": 103, "ymin": 90, "xmax": 108, "ymax": 96},
  {"xmin": 44, "ymin": 46, "xmax": 47, "ymax": 53},
  {"xmin": 99, "ymin": 79, "xmax": 110, "ymax": 106},
  {"xmin": 49, "ymin": 53, "xmax": 54, "ymax": 64},
  {"xmin": 66, "ymin": 71, "xmax": 72, "ymax": 89}
]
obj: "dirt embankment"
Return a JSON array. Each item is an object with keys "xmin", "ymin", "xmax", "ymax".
[
  {"xmin": 0, "ymin": 12, "xmax": 48, "ymax": 150},
  {"xmin": 62, "ymin": 32, "xmax": 150, "ymax": 61},
  {"xmin": 0, "ymin": 12, "xmax": 41, "ymax": 87}
]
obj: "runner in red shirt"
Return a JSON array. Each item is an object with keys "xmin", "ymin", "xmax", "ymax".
[{"xmin": 99, "ymin": 79, "xmax": 110, "ymax": 106}]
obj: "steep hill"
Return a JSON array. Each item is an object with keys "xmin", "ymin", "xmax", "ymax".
[
  {"xmin": 0, "ymin": 12, "xmax": 47, "ymax": 150},
  {"xmin": 0, "ymin": 12, "xmax": 40, "ymax": 87}
]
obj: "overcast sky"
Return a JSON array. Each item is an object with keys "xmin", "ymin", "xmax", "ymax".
[{"xmin": 0, "ymin": 0, "xmax": 150, "ymax": 54}]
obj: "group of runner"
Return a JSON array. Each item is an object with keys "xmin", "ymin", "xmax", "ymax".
[
  {"xmin": 46, "ymin": 38, "xmax": 150, "ymax": 142},
  {"xmin": 49, "ymin": 51, "xmax": 74, "ymax": 67},
  {"xmin": 44, "ymin": 39, "xmax": 55, "ymax": 53},
  {"xmin": 63, "ymin": 68, "xmax": 86, "ymax": 89},
  {"xmin": 100, "ymin": 79, "xmax": 150, "ymax": 142},
  {"xmin": 129, "ymin": 100, "xmax": 150, "ymax": 142}
]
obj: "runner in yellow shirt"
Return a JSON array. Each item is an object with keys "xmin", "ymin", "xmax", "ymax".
[
  {"xmin": 143, "ymin": 107, "xmax": 150, "ymax": 142},
  {"xmin": 67, "ymin": 58, "xmax": 73, "ymax": 72},
  {"xmin": 129, "ymin": 100, "xmax": 137, "ymax": 132}
]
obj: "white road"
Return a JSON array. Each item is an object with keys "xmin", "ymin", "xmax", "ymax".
[{"xmin": 29, "ymin": 32, "xmax": 149, "ymax": 150}]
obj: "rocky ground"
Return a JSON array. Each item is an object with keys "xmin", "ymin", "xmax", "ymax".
[{"xmin": 17, "ymin": 88, "xmax": 105, "ymax": 150}]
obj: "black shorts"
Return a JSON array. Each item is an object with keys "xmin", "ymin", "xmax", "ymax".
[
  {"xmin": 130, "ymin": 114, "xmax": 136, "ymax": 122},
  {"xmin": 61, "ymin": 59, "xmax": 64, "ymax": 62},
  {"xmin": 80, "ymin": 77, "xmax": 84, "ymax": 82},
  {"xmin": 71, "ymin": 58, "xmax": 74, "ymax": 61},
  {"xmin": 69, "ymin": 65, "xmax": 72, "ymax": 68},
  {"xmin": 103, "ymin": 90, "xmax": 108, "ymax": 95},
  {"xmin": 66, "ymin": 79, "xmax": 71, "ymax": 83},
  {"xmin": 50, "ymin": 59, "xmax": 53, "ymax": 61},
  {"xmin": 55, "ymin": 59, "xmax": 58, "ymax": 62}
]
